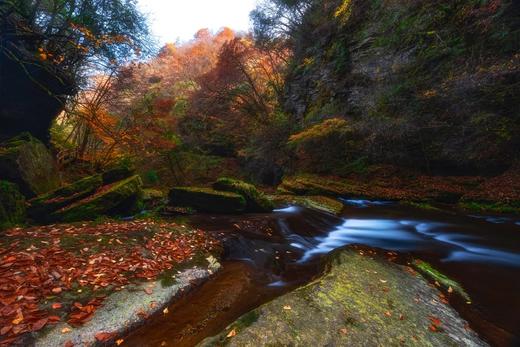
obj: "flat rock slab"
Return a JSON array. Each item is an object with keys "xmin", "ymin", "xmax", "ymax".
[
  {"xmin": 36, "ymin": 262, "xmax": 220, "ymax": 347},
  {"xmin": 201, "ymin": 250, "xmax": 486, "ymax": 347}
]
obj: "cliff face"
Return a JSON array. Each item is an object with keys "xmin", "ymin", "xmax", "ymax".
[{"xmin": 284, "ymin": 0, "xmax": 519, "ymax": 174}]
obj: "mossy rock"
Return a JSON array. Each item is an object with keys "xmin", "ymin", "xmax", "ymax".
[
  {"xmin": 28, "ymin": 174, "xmax": 104, "ymax": 222},
  {"xmin": 213, "ymin": 177, "xmax": 274, "ymax": 212},
  {"xmin": 412, "ymin": 260, "xmax": 471, "ymax": 302},
  {"xmin": 0, "ymin": 133, "xmax": 60, "ymax": 197},
  {"xmin": 200, "ymin": 250, "xmax": 485, "ymax": 347},
  {"xmin": 279, "ymin": 175, "xmax": 365, "ymax": 197},
  {"xmin": 0, "ymin": 181, "xmax": 26, "ymax": 229},
  {"xmin": 271, "ymin": 195, "xmax": 344, "ymax": 215},
  {"xmin": 169, "ymin": 187, "xmax": 246, "ymax": 213},
  {"xmin": 50, "ymin": 175, "xmax": 143, "ymax": 222},
  {"xmin": 102, "ymin": 165, "xmax": 135, "ymax": 185}
]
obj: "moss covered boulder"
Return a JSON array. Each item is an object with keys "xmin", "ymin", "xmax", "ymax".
[
  {"xmin": 200, "ymin": 250, "xmax": 485, "ymax": 347},
  {"xmin": 0, "ymin": 181, "xmax": 26, "ymax": 229},
  {"xmin": 279, "ymin": 175, "xmax": 366, "ymax": 197},
  {"xmin": 213, "ymin": 178, "xmax": 274, "ymax": 212},
  {"xmin": 271, "ymin": 195, "xmax": 344, "ymax": 215},
  {"xmin": 50, "ymin": 175, "xmax": 143, "ymax": 222},
  {"xmin": 0, "ymin": 133, "xmax": 60, "ymax": 197},
  {"xmin": 28, "ymin": 174, "xmax": 104, "ymax": 222},
  {"xmin": 169, "ymin": 187, "xmax": 246, "ymax": 213}
]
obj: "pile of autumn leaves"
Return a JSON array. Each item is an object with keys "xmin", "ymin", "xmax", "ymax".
[{"xmin": 0, "ymin": 220, "xmax": 217, "ymax": 345}]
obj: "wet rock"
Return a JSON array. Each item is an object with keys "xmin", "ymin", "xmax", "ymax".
[
  {"xmin": 200, "ymin": 250, "xmax": 487, "ymax": 347},
  {"xmin": 35, "ymin": 261, "xmax": 220, "ymax": 347},
  {"xmin": 0, "ymin": 133, "xmax": 60, "ymax": 197},
  {"xmin": 169, "ymin": 187, "xmax": 246, "ymax": 213},
  {"xmin": 50, "ymin": 175, "xmax": 143, "ymax": 222},
  {"xmin": 0, "ymin": 181, "xmax": 26, "ymax": 229},
  {"xmin": 271, "ymin": 195, "xmax": 344, "ymax": 215},
  {"xmin": 213, "ymin": 177, "xmax": 274, "ymax": 212}
]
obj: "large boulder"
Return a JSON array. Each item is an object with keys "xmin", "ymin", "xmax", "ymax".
[
  {"xmin": 0, "ymin": 133, "xmax": 60, "ymax": 197},
  {"xmin": 28, "ymin": 174, "xmax": 104, "ymax": 221},
  {"xmin": 169, "ymin": 187, "xmax": 246, "ymax": 213},
  {"xmin": 50, "ymin": 175, "xmax": 143, "ymax": 222},
  {"xmin": 212, "ymin": 178, "xmax": 274, "ymax": 212},
  {"xmin": 0, "ymin": 181, "xmax": 26, "ymax": 229},
  {"xmin": 200, "ymin": 250, "xmax": 486, "ymax": 347}
]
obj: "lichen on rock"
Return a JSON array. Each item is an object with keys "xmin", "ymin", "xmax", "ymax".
[{"xmin": 200, "ymin": 250, "xmax": 486, "ymax": 347}]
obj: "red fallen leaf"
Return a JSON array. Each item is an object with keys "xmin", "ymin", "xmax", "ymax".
[
  {"xmin": 95, "ymin": 331, "xmax": 115, "ymax": 342},
  {"xmin": 52, "ymin": 287, "xmax": 62, "ymax": 294},
  {"xmin": 0, "ymin": 325, "xmax": 12, "ymax": 335},
  {"xmin": 48, "ymin": 315, "xmax": 61, "ymax": 322},
  {"xmin": 52, "ymin": 303, "xmax": 63, "ymax": 309},
  {"xmin": 31, "ymin": 318, "xmax": 48, "ymax": 331}
]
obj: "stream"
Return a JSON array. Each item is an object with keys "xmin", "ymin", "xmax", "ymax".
[{"xmin": 123, "ymin": 201, "xmax": 520, "ymax": 347}]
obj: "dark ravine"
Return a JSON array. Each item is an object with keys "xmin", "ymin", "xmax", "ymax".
[{"xmin": 122, "ymin": 202, "xmax": 520, "ymax": 347}]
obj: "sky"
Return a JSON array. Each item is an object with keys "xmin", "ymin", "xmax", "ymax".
[{"xmin": 138, "ymin": 0, "xmax": 258, "ymax": 44}]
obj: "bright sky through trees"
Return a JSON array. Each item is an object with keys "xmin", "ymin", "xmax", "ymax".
[{"xmin": 138, "ymin": 0, "xmax": 257, "ymax": 43}]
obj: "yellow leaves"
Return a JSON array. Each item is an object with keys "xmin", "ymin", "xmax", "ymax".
[
  {"xmin": 288, "ymin": 118, "xmax": 351, "ymax": 145},
  {"xmin": 334, "ymin": 0, "xmax": 353, "ymax": 23}
]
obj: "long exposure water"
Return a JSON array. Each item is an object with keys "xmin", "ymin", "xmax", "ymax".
[{"xmin": 124, "ymin": 201, "xmax": 520, "ymax": 346}]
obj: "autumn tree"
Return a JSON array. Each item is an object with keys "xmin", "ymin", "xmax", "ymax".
[{"xmin": 0, "ymin": 0, "xmax": 151, "ymax": 142}]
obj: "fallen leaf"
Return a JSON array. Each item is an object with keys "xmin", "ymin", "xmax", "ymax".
[
  {"xmin": 52, "ymin": 303, "xmax": 63, "ymax": 309},
  {"xmin": 52, "ymin": 287, "xmax": 63, "ymax": 294},
  {"xmin": 447, "ymin": 286, "xmax": 453, "ymax": 293},
  {"xmin": 339, "ymin": 328, "xmax": 348, "ymax": 335},
  {"xmin": 61, "ymin": 327, "xmax": 72, "ymax": 334},
  {"xmin": 226, "ymin": 329, "xmax": 237, "ymax": 338},
  {"xmin": 0, "ymin": 325, "xmax": 12, "ymax": 335},
  {"xmin": 283, "ymin": 305, "xmax": 292, "ymax": 310},
  {"xmin": 144, "ymin": 288, "xmax": 153, "ymax": 295},
  {"xmin": 95, "ymin": 331, "xmax": 115, "ymax": 342},
  {"xmin": 163, "ymin": 308, "xmax": 169, "ymax": 314},
  {"xmin": 64, "ymin": 340, "xmax": 74, "ymax": 347},
  {"xmin": 32, "ymin": 318, "xmax": 48, "ymax": 331},
  {"xmin": 116, "ymin": 339, "xmax": 124, "ymax": 345}
]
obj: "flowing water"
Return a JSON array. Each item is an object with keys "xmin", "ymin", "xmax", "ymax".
[{"xmin": 124, "ymin": 201, "xmax": 520, "ymax": 347}]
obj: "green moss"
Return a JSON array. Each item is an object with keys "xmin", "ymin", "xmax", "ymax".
[
  {"xmin": 169, "ymin": 187, "xmax": 246, "ymax": 213},
  {"xmin": 0, "ymin": 132, "xmax": 60, "ymax": 197},
  {"xmin": 213, "ymin": 177, "xmax": 274, "ymax": 212},
  {"xmin": 280, "ymin": 175, "xmax": 365, "ymax": 197},
  {"xmin": 51, "ymin": 175, "xmax": 143, "ymax": 222},
  {"xmin": 272, "ymin": 195, "xmax": 344, "ymax": 215},
  {"xmin": 401, "ymin": 201, "xmax": 441, "ymax": 211},
  {"xmin": 0, "ymin": 180, "xmax": 26, "ymax": 229},
  {"xmin": 459, "ymin": 201, "xmax": 520, "ymax": 214},
  {"xmin": 413, "ymin": 260, "xmax": 470, "ymax": 302},
  {"xmin": 28, "ymin": 174, "xmax": 104, "ymax": 221}
]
